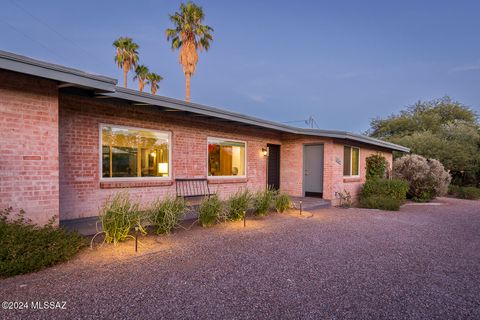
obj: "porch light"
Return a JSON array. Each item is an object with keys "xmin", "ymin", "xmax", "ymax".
[
  {"xmin": 262, "ymin": 147, "xmax": 269, "ymax": 157},
  {"xmin": 158, "ymin": 163, "xmax": 169, "ymax": 176}
]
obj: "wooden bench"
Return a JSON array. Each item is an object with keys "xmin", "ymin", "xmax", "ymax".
[{"xmin": 175, "ymin": 178, "xmax": 214, "ymax": 199}]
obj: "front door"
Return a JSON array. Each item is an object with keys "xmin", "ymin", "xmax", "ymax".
[
  {"xmin": 267, "ymin": 144, "xmax": 280, "ymax": 190},
  {"xmin": 304, "ymin": 144, "xmax": 324, "ymax": 197}
]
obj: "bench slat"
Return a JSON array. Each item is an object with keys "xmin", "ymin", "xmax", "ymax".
[{"xmin": 175, "ymin": 178, "xmax": 212, "ymax": 198}]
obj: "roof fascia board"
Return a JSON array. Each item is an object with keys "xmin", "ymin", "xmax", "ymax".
[
  {"xmin": 0, "ymin": 51, "xmax": 116, "ymax": 92},
  {"xmin": 102, "ymin": 89, "xmax": 410, "ymax": 153}
]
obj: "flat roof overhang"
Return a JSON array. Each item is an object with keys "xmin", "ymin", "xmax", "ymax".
[
  {"xmin": 0, "ymin": 50, "xmax": 117, "ymax": 92},
  {"xmin": 98, "ymin": 88, "xmax": 410, "ymax": 153},
  {"xmin": 0, "ymin": 49, "xmax": 409, "ymax": 153}
]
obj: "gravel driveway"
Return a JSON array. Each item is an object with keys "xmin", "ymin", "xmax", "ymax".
[{"xmin": 1, "ymin": 197, "xmax": 479, "ymax": 319}]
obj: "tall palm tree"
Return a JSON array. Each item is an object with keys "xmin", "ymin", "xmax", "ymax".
[
  {"xmin": 113, "ymin": 37, "xmax": 140, "ymax": 88},
  {"xmin": 147, "ymin": 73, "xmax": 163, "ymax": 95},
  {"xmin": 133, "ymin": 65, "xmax": 149, "ymax": 92},
  {"xmin": 166, "ymin": 1, "xmax": 213, "ymax": 102}
]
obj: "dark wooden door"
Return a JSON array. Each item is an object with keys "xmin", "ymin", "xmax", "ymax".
[{"xmin": 267, "ymin": 144, "xmax": 280, "ymax": 190}]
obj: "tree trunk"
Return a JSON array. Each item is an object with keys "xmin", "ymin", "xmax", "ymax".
[
  {"xmin": 185, "ymin": 73, "xmax": 191, "ymax": 102},
  {"xmin": 139, "ymin": 80, "xmax": 144, "ymax": 92},
  {"xmin": 151, "ymin": 82, "xmax": 157, "ymax": 95},
  {"xmin": 123, "ymin": 62, "xmax": 129, "ymax": 88}
]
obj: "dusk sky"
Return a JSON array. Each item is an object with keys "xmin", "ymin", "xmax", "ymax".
[{"xmin": 1, "ymin": 0, "xmax": 479, "ymax": 133}]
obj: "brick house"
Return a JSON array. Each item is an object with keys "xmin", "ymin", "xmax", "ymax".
[{"xmin": 0, "ymin": 51, "xmax": 409, "ymax": 226}]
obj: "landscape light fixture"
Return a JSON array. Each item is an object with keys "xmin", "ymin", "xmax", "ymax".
[{"xmin": 135, "ymin": 226, "xmax": 139, "ymax": 253}]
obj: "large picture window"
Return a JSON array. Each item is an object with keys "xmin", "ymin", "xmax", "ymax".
[
  {"xmin": 208, "ymin": 138, "xmax": 246, "ymax": 177},
  {"xmin": 101, "ymin": 125, "xmax": 170, "ymax": 178},
  {"xmin": 343, "ymin": 146, "xmax": 359, "ymax": 176}
]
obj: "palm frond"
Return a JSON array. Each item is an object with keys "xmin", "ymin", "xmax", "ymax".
[
  {"xmin": 133, "ymin": 65, "xmax": 149, "ymax": 81},
  {"xmin": 113, "ymin": 36, "xmax": 140, "ymax": 71},
  {"xmin": 165, "ymin": 1, "xmax": 214, "ymax": 53}
]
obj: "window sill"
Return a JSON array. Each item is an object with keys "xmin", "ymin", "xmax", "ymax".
[
  {"xmin": 207, "ymin": 177, "xmax": 248, "ymax": 184},
  {"xmin": 343, "ymin": 177, "xmax": 362, "ymax": 183},
  {"xmin": 100, "ymin": 180, "xmax": 174, "ymax": 189}
]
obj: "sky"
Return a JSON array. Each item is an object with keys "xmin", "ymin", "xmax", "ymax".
[{"xmin": 1, "ymin": 0, "xmax": 479, "ymax": 133}]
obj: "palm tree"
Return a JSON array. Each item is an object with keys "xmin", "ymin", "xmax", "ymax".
[
  {"xmin": 166, "ymin": 2, "xmax": 213, "ymax": 102},
  {"xmin": 113, "ymin": 37, "xmax": 140, "ymax": 88},
  {"xmin": 147, "ymin": 72, "xmax": 163, "ymax": 95},
  {"xmin": 133, "ymin": 65, "xmax": 149, "ymax": 92}
]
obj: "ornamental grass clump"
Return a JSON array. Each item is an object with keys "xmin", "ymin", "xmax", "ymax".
[
  {"xmin": 0, "ymin": 207, "xmax": 86, "ymax": 278},
  {"xmin": 253, "ymin": 187, "xmax": 276, "ymax": 216},
  {"xmin": 149, "ymin": 196, "xmax": 187, "ymax": 234},
  {"xmin": 99, "ymin": 191, "xmax": 146, "ymax": 245},
  {"xmin": 393, "ymin": 154, "xmax": 451, "ymax": 202},
  {"xmin": 226, "ymin": 190, "xmax": 251, "ymax": 221},
  {"xmin": 275, "ymin": 193, "xmax": 292, "ymax": 213},
  {"xmin": 198, "ymin": 195, "xmax": 223, "ymax": 227}
]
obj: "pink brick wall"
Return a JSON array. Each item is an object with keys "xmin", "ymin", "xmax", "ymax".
[
  {"xmin": 59, "ymin": 93, "xmax": 281, "ymax": 220},
  {"xmin": 330, "ymin": 143, "xmax": 393, "ymax": 205},
  {"xmin": 0, "ymin": 69, "xmax": 395, "ymax": 223},
  {"xmin": 280, "ymin": 134, "xmax": 393, "ymax": 205},
  {"xmin": 0, "ymin": 70, "xmax": 59, "ymax": 225}
]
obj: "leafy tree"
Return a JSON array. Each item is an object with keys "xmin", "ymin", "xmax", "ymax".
[
  {"xmin": 113, "ymin": 37, "xmax": 140, "ymax": 88},
  {"xmin": 133, "ymin": 65, "xmax": 149, "ymax": 92},
  {"xmin": 147, "ymin": 73, "xmax": 163, "ymax": 95},
  {"xmin": 166, "ymin": 1, "xmax": 213, "ymax": 102},
  {"xmin": 368, "ymin": 97, "xmax": 480, "ymax": 186}
]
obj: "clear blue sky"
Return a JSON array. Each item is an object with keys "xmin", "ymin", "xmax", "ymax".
[{"xmin": 1, "ymin": 0, "xmax": 479, "ymax": 133}]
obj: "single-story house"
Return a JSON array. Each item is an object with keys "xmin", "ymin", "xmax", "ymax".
[{"xmin": 0, "ymin": 50, "xmax": 409, "ymax": 226}]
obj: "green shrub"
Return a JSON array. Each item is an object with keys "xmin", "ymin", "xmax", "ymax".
[
  {"xmin": 366, "ymin": 154, "xmax": 389, "ymax": 180},
  {"xmin": 275, "ymin": 193, "xmax": 292, "ymax": 213},
  {"xmin": 393, "ymin": 154, "xmax": 451, "ymax": 201},
  {"xmin": 412, "ymin": 190, "xmax": 434, "ymax": 202},
  {"xmin": 359, "ymin": 196, "xmax": 401, "ymax": 211},
  {"xmin": 360, "ymin": 178, "xmax": 409, "ymax": 201},
  {"xmin": 149, "ymin": 197, "xmax": 187, "ymax": 234},
  {"xmin": 253, "ymin": 187, "xmax": 276, "ymax": 216},
  {"xmin": 457, "ymin": 187, "xmax": 480, "ymax": 200},
  {"xmin": 198, "ymin": 195, "xmax": 223, "ymax": 227},
  {"xmin": 0, "ymin": 207, "xmax": 86, "ymax": 278},
  {"xmin": 99, "ymin": 191, "xmax": 145, "ymax": 245},
  {"xmin": 226, "ymin": 190, "xmax": 251, "ymax": 221},
  {"xmin": 448, "ymin": 184, "xmax": 461, "ymax": 195}
]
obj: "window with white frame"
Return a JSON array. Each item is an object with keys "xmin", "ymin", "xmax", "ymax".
[
  {"xmin": 101, "ymin": 125, "xmax": 171, "ymax": 178},
  {"xmin": 343, "ymin": 146, "xmax": 360, "ymax": 176},
  {"xmin": 207, "ymin": 138, "xmax": 246, "ymax": 177}
]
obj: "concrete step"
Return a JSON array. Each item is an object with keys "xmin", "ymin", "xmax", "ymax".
[{"xmin": 290, "ymin": 197, "xmax": 332, "ymax": 211}]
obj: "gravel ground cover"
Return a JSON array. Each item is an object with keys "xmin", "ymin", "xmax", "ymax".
[{"xmin": 1, "ymin": 197, "xmax": 479, "ymax": 319}]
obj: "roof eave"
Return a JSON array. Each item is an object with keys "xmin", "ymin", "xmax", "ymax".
[
  {"xmin": 101, "ymin": 88, "xmax": 410, "ymax": 153},
  {"xmin": 0, "ymin": 50, "xmax": 117, "ymax": 92}
]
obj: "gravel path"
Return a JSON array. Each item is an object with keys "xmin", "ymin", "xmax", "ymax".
[{"xmin": 1, "ymin": 197, "xmax": 479, "ymax": 319}]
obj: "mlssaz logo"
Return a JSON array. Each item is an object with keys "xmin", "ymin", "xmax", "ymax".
[{"xmin": 31, "ymin": 301, "xmax": 67, "ymax": 310}]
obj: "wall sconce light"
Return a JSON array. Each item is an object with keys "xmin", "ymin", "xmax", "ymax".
[{"xmin": 262, "ymin": 147, "xmax": 269, "ymax": 157}]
